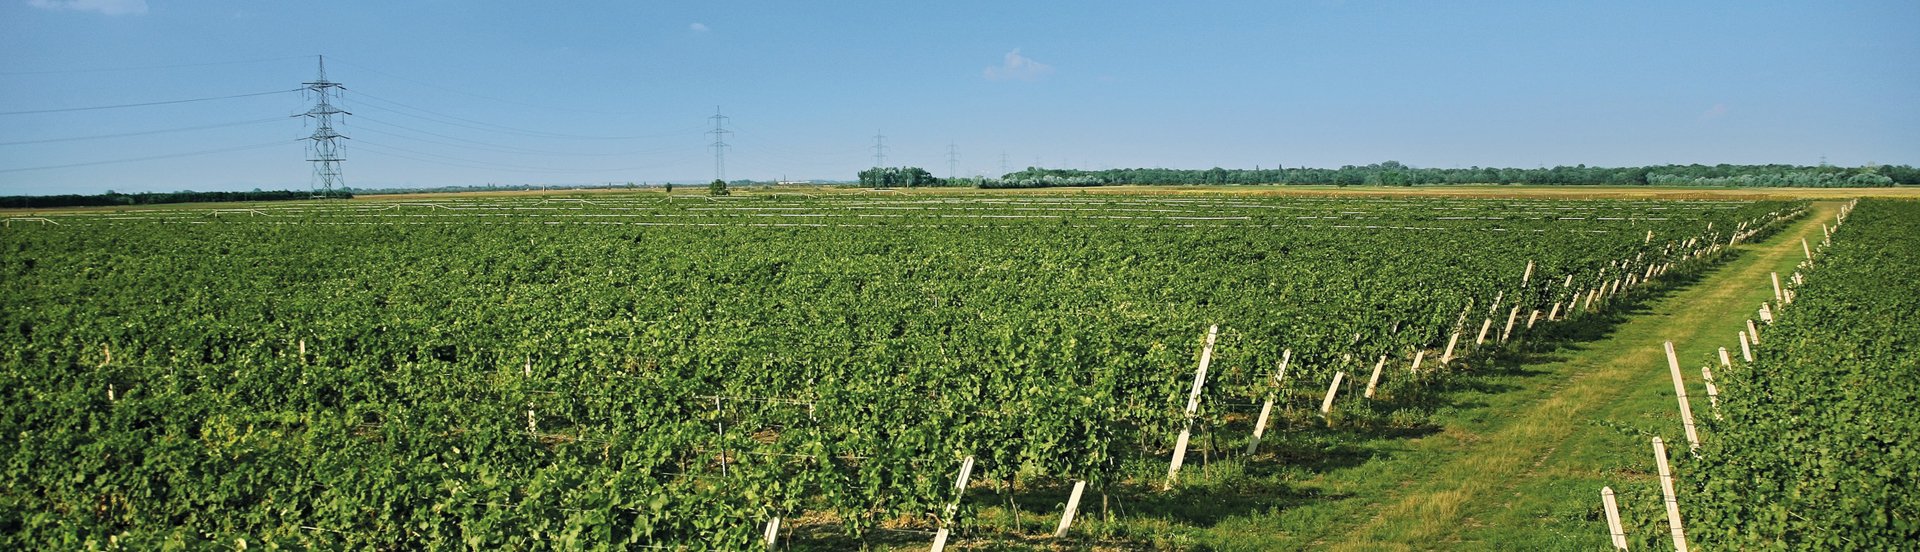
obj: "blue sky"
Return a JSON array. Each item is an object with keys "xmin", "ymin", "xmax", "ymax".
[{"xmin": 2, "ymin": 1, "xmax": 1916, "ymax": 194}]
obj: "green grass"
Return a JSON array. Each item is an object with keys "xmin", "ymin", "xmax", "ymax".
[{"xmin": 907, "ymin": 203, "xmax": 1835, "ymax": 551}]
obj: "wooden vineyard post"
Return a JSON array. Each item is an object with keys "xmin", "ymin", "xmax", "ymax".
[
  {"xmin": 1746, "ymin": 319, "xmax": 1761, "ymax": 345},
  {"xmin": 1653, "ymin": 437, "xmax": 1690, "ymax": 552},
  {"xmin": 1499, "ymin": 306, "xmax": 1520, "ymax": 343},
  {"xmin": 1247, "ymin": 349, "xmax": 1292, "ymax": 454},
  {"xmin": 714, "ymin": 396, "xmax": 729, "ymax": 477},
  {"xmin": 100, "ymin": 343, "xmax": 111, "ymax": 367},
  {"xmin": 297, "ymin": 339, "xmax": 305, "ymax": 360},
  {"xmin": 1602, "ymin": 486, "xmax": 1628, "ymax": 550},
  {"xmin": 1717, "ymin": 347, "xmax": 1732, "ymax": 368},
  {"xmin": 1759, "ymin": 302, "xmax": 1774, "ymax": 324},
  {"xmin": 1526, "ymin": 309, "xmax": 1541, "ymax": 330},
  {"xmin": 1363, "ymin": 355, "xmax": 1387, "ymax": 399},
  {"xmin": 1700, "ymin": 364, "xmax": 1721, "ymax": 419},
  {"xmin": 1738, "ymin": 331, "xmax": 1754, "ymax": 362},
  {"xmin": 1408, "ymin": 349, "xmax": 1425, "ymax": 374},
  {"xmin": 1664, "ymin": 342, "xmax": 1701, "ymax": 453},
  {"xmin": 1441, "ymin": 331, "xmax": 1461, "ymax": 365},
  {"xmin": 1474, "ymin": 317, "xmax": 1494, "ymax": 346},
  {"xmin": 1585, "ymin": 288, "xmax": 1599, "ymax": 310},
  {"xmin": 763, "ymin": 517, "xmax": 781, "ymax": 548},
  {"xmin": 1522, "ymin": 260, "xmax": 1534, "ymax": 286},
  {"xmin": 1770, "ymin": 272, "xmax": 1784, "ymax": 303},
  {"xmin": 930, "ymin": 455, "xmax": 976, "ymax": 552},
  {"xmin": 1053, "ymin": 480, "xmax": 1088, "ymax": 538},
  {"xmin": 1801, "ymin": 238, "xmax": 1813, "ymax": 262},
  {"xmin": 1547, "ymin": 301, "xmax": 1562, "ymax": 322},
  {"xmin": 1165, "ymin": 325, "xmax": 1218, "ymax": 490},
  {"xmin": 1321, "ymin": 372, "xmax": 1345, "ymax": 419}
]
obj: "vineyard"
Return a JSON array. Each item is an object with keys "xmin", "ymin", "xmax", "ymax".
[
  {"xmin": 1686, "ymin": 199, "xmax": 1920, "ymax": 549},
  {"xmin": 0, "ymin": 193, "xmax": 1801, "ymax": 549}
]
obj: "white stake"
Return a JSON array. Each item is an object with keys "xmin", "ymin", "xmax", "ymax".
[
  {"xmin": 1746, "ymin": 319, "xmax": 1761, "ymax": 345},
  {"xmin": 1739, "ymin": 331, "xmax": 1753, "ymax": 362},
  {"xmin": 1441, "ymin": 331, "xmax": 1460, "ymax": 365},
  {"xmin": 1526, "ymin": 309, "xmax": 1541, "ymax": 330},
  {"xmin": 1247, "ymin": 349, "xmax": 1291, "ymax": 454},
  {"xmin": 1701, "ymin": 365, "xmax": 1721, "ymax": 419},
  {"xmin": 1522, "ymin": 260, "xmax": 1534, "ymax": 286},
  {"xmin": 1548, "ymin": 301, "xmax": 1562, "ymax": 322},
  {"xmin": 1363, "ymin": 355, "xmax": 1387, "ymax": 399},
  {"xmin": 101, "ymin": 343, "xmax": 111, "ymax": 367},
  {"xmin": 1475, "ymin": 317, "xmax": 1494, "ymax": 346},
  {"xmin": 1770, "ymin": 272, "xmax": 1783, "ymax": 303},
  {"xmin": 764, "ymin": 518, "xmax": 782, "ymax": 548},
  {"xmin": 1166, "ymin": 325, "xmax": 1218, "ymax": 489},
  {"xmin": 1409, "ymin": 349, "xmax": 1425, "ymax": 374},
  {"xmin": 1664, "ymin": 342, "xmax": 1700, "ymax": 453},
  {"xmin": 1053, "ymin": 480, "xmax": 1087, "ymax": 538},
  {"xmin": 931, "ymin": 455, "xmax": 976, "ymax": 552},
  {"xmin": 1653, "ymin": 437, "xmax": 1689, "ymax": 552},
  {"xmin": 1717, "ymin": 347, "xmax": 1731, "ymax": 368},
  {"xmin": 1602, "ymin": 486, "xmax": 1628, "ymax": 550},
  {"xmin": 1801, "ymin": 238, "xmax": 1812, "ymax": 261},
  {"xmin": 1500, "ymin": 306, "xmax": 1520, "ymax": 343},
  {"xmin": 1321, "ymin": 372, "xmax": 1345, "ymax": 418}
]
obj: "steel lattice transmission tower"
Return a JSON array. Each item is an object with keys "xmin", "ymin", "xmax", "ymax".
[
  {"xmin": 302, "ymin": 55, "xmax": 349, "ymax": 196},
  {"xmin": 947, "ymin": 142, "xmax": 959, "ymax": 179},
  {"xmin": 871, "ymin": 131, "xmax": 887, "ymax": 167},
  {"xmin": 707, "ymin": 106, "xmax": 730, "ymax": 182}
]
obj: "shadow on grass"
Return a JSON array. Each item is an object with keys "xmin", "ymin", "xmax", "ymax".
[{"xmin": 795, "ymin": 252, "xmax": 1750, "ymax": 550}]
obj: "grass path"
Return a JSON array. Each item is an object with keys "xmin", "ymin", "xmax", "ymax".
[{"xmin": 1260, "ymin": 202, "xmax": 1841, "ymax": 551}]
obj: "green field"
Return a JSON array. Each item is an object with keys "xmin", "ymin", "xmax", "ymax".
[{"xmin": 3, "ymin": 191, "xmax": 1903, "ymax": 550}]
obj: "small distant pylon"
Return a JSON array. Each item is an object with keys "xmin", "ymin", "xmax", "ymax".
[
  {"xmin": 708, "ymin": 106, "xmax": 730, "ymax": 182},
  {"xmin": 302, "ymin": 55, "xmax": 348, "ymax": 196}
]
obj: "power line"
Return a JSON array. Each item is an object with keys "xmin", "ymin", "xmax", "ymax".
[
  {"xmin": 0, "ymin": 56, "xmax": 312, "ymax": 76},
  {"xmin": 0, "ymin": 140, "xmax": 297, "ymax": 174},
  {"xmin": 350, "ymin": 117, "xmax": 698, "ymax": 158},
  {"xmin": 872, "ymin": 131, "xmax": 887, "ymax": 167},
  {"xmin": 353, "ymin": 138, "xmax": 700, "ymax": 174},
  {"xmin": 0, "ymin": 117, "xmax": 287, "ymax": 146},
  {"xmin": 325, "ymin": 57, "xmax": 655, "ymax": 117},
  {"xmin": 344, "ymin": 89, "xmax": 701, "ymax": 141},
  {"xmin": 0, "ymin": 88, "xmax": 303, "ymax": 116}
]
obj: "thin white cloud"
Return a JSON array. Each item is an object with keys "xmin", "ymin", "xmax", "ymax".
[
  {"xmin": 983, "ymin": 49, "xmax": 1053, "ymax": 81},
  {"xmin": 689, "ymin": 22, "xmax": 709, "ymax": 32},
  {"xmin": 1701, "ymin": 103, "xmax": 1729, "ymax": 120},
  {"xmin": 27, "ymin": 0, "xmax": 147, "ymax": 15}
]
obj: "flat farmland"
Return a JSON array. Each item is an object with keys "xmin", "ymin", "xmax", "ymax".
[{"xmin": 0, "ymin": 192, "xmax": 1816, "ymax": 549}]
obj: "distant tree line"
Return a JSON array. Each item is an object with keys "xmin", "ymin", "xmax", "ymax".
[
  {"xmin": 979, "ymin": 162, "xmax": 1917, "ymax": 189},
  {"xmin": 857, "ymin": 167, "xmax": 963, "ymax": 188},
  {"xmin": 0, "ymin": 189, "xmax": 352, "ymax": 209}
]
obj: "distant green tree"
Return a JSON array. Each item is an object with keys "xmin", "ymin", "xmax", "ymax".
[{"xmin": 709, "ymin": 179, "xmax": 730, "ymax": 196}]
